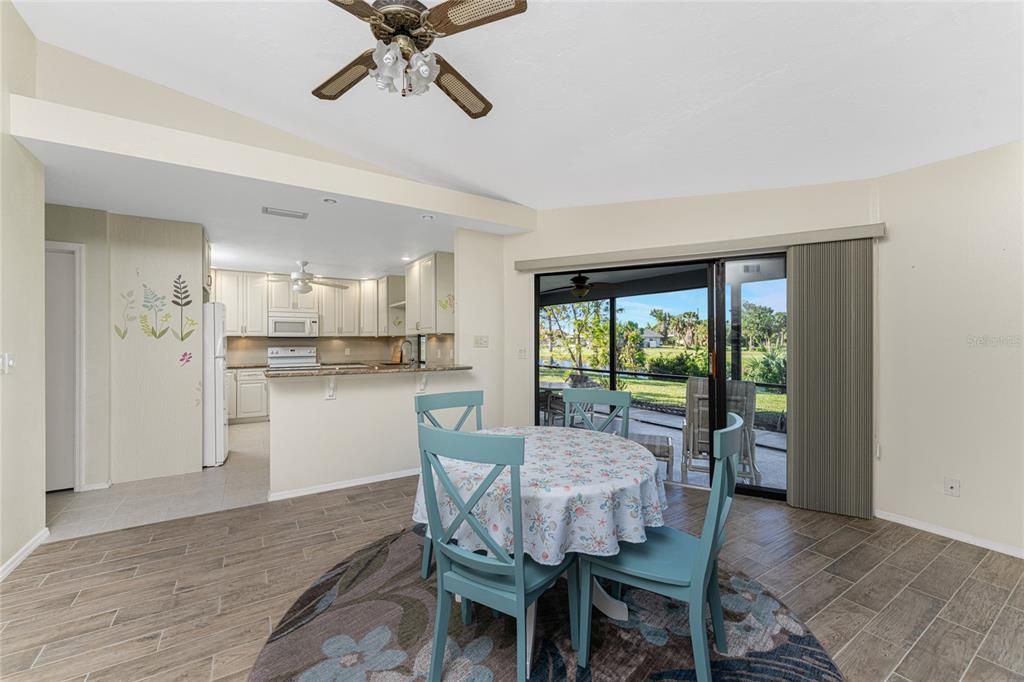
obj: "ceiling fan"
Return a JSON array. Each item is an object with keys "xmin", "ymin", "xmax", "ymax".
[
  {"xmin": 312, "ymin": 0, "xmax": 527, "ymax": 118},
  {"xmin": 547, "ymin": 273, "xmax": 615, "ymax": 300},
  {"xmin": 290, "ymin": 261, "xmax": 351, "ymax": 294}
]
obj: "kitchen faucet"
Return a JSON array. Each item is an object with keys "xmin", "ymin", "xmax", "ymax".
[{"xmin": 400, "ymin": 339, "xmax": 415, "ymax": 367}]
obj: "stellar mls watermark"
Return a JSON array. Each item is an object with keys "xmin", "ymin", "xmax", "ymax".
[{"xmin": 966, "ymin": 334, "xmax": 1022, "ymax": 347}]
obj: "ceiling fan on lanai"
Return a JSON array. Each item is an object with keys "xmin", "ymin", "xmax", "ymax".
[
  {"xmin": 311, "ymin": 0, "xmax": 528, "ymax": 118},
  {"xmin": 546, "ymin": 273, "xmax": 615, "ymax": 300}
]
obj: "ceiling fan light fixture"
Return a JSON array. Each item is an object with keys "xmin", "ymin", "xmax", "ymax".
[
  {"xmin": 370, "ymin": 39, "xmax": 438, "ymax": 96},
  {"xmin": 292, "ymin": 281, "xmax": 313, "ymax": 294}
]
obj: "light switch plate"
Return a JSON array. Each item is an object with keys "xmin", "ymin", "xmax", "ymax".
[{"xmin": 473, "ymin": 335, "xmax": 489, "ymax": 349}]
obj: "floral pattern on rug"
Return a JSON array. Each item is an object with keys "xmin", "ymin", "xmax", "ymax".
[
  {"xmin": 250, "ymin": 529, "xmax": 842, "ymax": 681},
  {"xmin": 412, "ymin": 426, "xmax": 667, "ymax": 566}
]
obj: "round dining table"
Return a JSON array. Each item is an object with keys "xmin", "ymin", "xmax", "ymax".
[{"xmin": 412, "ymin": 425, "xmax": 668, "ymax": 619}]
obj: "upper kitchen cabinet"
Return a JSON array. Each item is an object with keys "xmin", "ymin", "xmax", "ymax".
[
  {"xmin": 213, "ymin": 270, "xmax": 267, "ymax": 336},
  {"xmin": 377, "ymin": 275, "xmax": 406, "ymax": 337},
  {"xmin": 202, "ymin": 231, "xmax": 213, "ymax": 299},
  {"xmin": 405, "ymin": 252, "xmax": 454, "ymax": 334},
  {"xmin": 268, "ymin": 275, "xmax": 317, "ymax": 313},
  {"xmin": 359, "ymin": 279, "xmax": 378, "ymax": 337},
  {"xmin": 317, "ymin": 279, "xmax": 360, "ymax": 336}
]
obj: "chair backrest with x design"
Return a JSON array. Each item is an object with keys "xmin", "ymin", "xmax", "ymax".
[
  {"xmin": 563, "ymin": 388, "xmax": 631, "ymax": 437},
  {"xmin": 417, "ymin": 424, "xmax": 526, "ymax": 592},
  {"xmin": 415, "ymin": 390, "xmax": 483, "ymax": 432}
]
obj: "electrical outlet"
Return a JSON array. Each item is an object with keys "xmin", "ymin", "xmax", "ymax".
[
  {"xmin": 344, "ymin": 347, "xmax": 351, "ymax": 356},
  {"xmin": 944, "ymin": 478, "xmax": 960, "ymax": 497},
  {"xmin": 517, "ymin": 348, "xmax": 527, "ymax": 360}
]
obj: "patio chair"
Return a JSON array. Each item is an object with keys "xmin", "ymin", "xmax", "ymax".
[
  {"xmin": 417, "ymin": 424, "xmax": 579, "ymax": 682},
  {"xmin": 415, "ymin": 390, "xmax": 484, "ymax": 579},
  {"xmin": 563, "ymin": 388, "xmax": 631, "ymax": 438},
  {"xmin": 576, "ymin": 413, "xmax": 744, "ymax": 682},
  {"xmin": 684, "ymin": 378, "xmax": 760, "ymax": 485}
]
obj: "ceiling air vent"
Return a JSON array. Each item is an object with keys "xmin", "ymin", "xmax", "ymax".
[{"xmin": 262, "ymin": 206, "xmax": 309, "ymax": 220}]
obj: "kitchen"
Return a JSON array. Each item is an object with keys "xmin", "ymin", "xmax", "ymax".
[{"xmin": 204, "ymin": 250, "xmax": 474, "ymax": 500}]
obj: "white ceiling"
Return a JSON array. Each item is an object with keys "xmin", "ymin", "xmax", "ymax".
[
  {"xmin": 24, "ymin": 139, "xmax": 521, "ymax": 278},
  {"xmin": 15, "ymin": 1, "xmax": 1022, "ymax": 210}
]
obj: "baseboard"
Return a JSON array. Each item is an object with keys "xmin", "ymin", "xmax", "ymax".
[
  {"xmin": 76, "ymin": 481, "xmax": 111, "ymax": 492},
  {"xmin": 268, "ymin": 468, "xmax": 421, "ymax": 502},
  {"xmin": 874, "ymin": 510, "xmax": 1024, "ymax": 559},
  {"xmin": 0, "ymin": 527, "xmax": 50, "ymax": 581}
]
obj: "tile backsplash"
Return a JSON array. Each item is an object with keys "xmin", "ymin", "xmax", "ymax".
[{"xmin": 226, "ymin": 335, "xmax": 453, "ymax": 367}]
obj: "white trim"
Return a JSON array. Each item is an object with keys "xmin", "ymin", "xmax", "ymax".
[
  {"xmin": 77, "ymin": 481, "xmax": 111, "ymax": 492},
  {"xmin": 874, "ymin": 510, "xmax": 1024, "ymax": 559},
  {"xmin": 0, "ymin": 527, "xmax": 50, "ymax": 581},
  {"xmin": 268, "ymin": 468, "xmax": 421, "ymax": 502},
  {"xmin": 514, "ymin": 222, "xmax": 887, "ymax": 272},
  {"xmin": 45, "ymin": 241, "xmax": 86, "ymax": 493}
]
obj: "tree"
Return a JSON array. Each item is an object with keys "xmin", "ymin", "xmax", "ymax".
[
  {"xmin": 615, "ymin": 320, "xmax": 647, "ymax": 370},
  {"xmin": 740, "ymin": 303, "xmax": 787, "ymax": 350},
  {"xmin": 539, "ymin": 301, "xmax": 610, "ymax": 377},
  {"xmin": 669, "ymin": 311, "xmax": 703, "ymax": 348},
  {"xmin": 649, "ymin": 308, "xmax": 672, "ymax": 343}
]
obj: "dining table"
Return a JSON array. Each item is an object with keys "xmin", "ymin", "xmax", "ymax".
[{"xmin": 412, "ymin": 424, "xmax": 668, "ymax": 620}]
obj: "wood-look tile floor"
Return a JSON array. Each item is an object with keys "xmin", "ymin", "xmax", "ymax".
[{"xmin": 3, "ymin": 479, "xmax": 1022, "ymax": 681}]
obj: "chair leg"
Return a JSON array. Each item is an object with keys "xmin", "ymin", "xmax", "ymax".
[
  {"xmin": 461, "ymin": 597, "xmax": 473, "ymax": 626},
  {"xmin": 515, "ymin": 605, "xmax": 529, "ymax": 682},
  {"xmin": 566, "ymin": 562, "xmax": 580, "ymax": 651},
  {"xmin": 429, "ymin": 588, "xmax": 452, "ymax": 682},
  {"xmin": 689, "ymin": 596, "xmax": 712, "ymax": 682},
  {"xmin": 420, "ymin": 539, "xmax": 432, "ymax": 580},
  {"xmin": 610, "ymin": 581, "xmax": 622, "ymax": 600},
  {"xmin": 708, "ymin": 562, "xmax": 728, "ymax": 653},
  {"xmin": 577, "ymin": 561, "xmax": 594, "ymax": 669}
]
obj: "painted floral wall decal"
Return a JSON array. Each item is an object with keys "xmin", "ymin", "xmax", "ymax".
[
  {"xmin": 114, "ymin": 289, "xmax": 137, "ymax": 339},
  {"xmin": 140, "ymin": 284, "xmax": 170, "ymax": 338},
  {"xmin": 438, "ymin": 293, "xmax": 455, "ymax": 312},
  {"xmin": 179, "ymin": 351, "xmax": 193, "ymax": 366},
  {"xmin": 171, "ymin": 275, "xmax": 196, "ymax": 341}
]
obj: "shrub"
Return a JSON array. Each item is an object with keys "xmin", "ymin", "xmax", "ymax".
[
  {"xmin": 744, "ymin": 346, "xmax": 787, "ymax": 385},
  {"xmin": 648, "ymin": 350, "xmax": 708, "ymax": 377}
]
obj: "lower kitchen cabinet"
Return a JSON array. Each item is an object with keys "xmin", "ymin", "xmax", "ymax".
[{"xmin": 228, "ymin": 369, "xmax": 269, "ymax": 422}]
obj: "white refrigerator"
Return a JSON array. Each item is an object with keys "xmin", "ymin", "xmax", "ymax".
[{"xmin": 202, "ymin": 302, "xmax": 229, "ymax": 467}]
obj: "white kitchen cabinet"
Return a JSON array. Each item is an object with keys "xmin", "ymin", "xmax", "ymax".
[
  {"xmin": 359, "ymin": 279, "xmax": 378, "ymax": 337},
  {"xmin": 235, "ymin": 371, "xmax": 268, "ymax": 419},
  {"xmin": 405, "ymin": 252, "xmax": 454, "ymax": 334},
  {"xmin": 225, "ymin": 370, "xmax": 237, "ymax": 419},
  {"xmin": 213, "ymin": 270, "xmax": 267, "ymax": 336},
  {"xmin": 377, "ymin": 275, "xmax": 406, "ymax": 337},
  {"xmin": 316, "ymin": 279, "xmax": 360, "ymax": 336},
  {"xmin": 202, "ymin": 231, "xmax": 213, "ymax": 298},
  {"xmin": 267, "ymin": 275, "xmax": 317, "ymax": 313}
]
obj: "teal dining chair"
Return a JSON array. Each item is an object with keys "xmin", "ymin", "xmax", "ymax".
[
  {"xmin": 418, "ymin": 423, "xmax": 580, "ymax": 682},
  {"xmin": 576, "ymin": 412, "xmax": 743, "ymax": 682},
  {"xmin": 563, "ymin": 388, "xmax": 631, "ymax": 437},
  {"xmin": 415, "ymin": 390, "xmax": 484, "ymax": 579}
]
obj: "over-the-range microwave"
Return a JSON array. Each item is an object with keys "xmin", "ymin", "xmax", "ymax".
[{"xmin": 268, "ymin": 312, "xmax": 319, "ymax": 337}]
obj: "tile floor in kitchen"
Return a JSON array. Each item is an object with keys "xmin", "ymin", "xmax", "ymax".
[{"xmin": 44, "ymin": 423, "xmax": 269, "ymax": 542}]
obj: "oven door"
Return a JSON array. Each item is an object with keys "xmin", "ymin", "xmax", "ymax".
[{"xmin": 268, "ymin": 314, "xmax": 319, "ymax": 337}]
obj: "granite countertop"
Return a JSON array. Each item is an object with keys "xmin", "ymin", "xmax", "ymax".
[
  {"xmin": 264, "ymin": 364, "xmax": 472, "ymax": 378},
  {"xmin": 226, "ymin": 363, "xmax": 269, "ymax": 370}
]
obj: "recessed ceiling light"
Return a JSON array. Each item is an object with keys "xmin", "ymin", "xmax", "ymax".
[
  {"xmin": 420, "ymin": 214, "xmax": 436, "ymax": 222},
  {"xmin": 322, "ymin": 197, "xmax": 338, "ymax": 205},
  {"xmin": 401, "ymin": 256, "xmax": 411, "ymax": 261}
]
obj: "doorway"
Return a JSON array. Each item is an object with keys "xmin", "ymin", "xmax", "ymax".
[
  {"xmin": 534, "ymin": 255, "xmax": 788, "ymax": 499},
  {"xmin": 45, "ymin": 242, "xmax": 83, "ymax": 492}
]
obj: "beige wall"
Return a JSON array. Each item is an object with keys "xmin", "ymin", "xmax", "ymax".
[
  {"xmin": 471, "ymin": 143, "xmax": 1022, "ymax": 552},
  {"xmin": 34, "ymin": 42, "xmax": 392, "ymax": 177},
  {"xmin": 44, "ymin": 205, "xmax": 110, "ymax": 487},
  {"xmin": 0, "ymin": 0, "xmax": 46, "ymax": 567},
  {"xmin": 107, "ymin": 214, "xmax": 204, "ymax": 482}
]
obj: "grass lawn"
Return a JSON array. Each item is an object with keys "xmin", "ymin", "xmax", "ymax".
[{"xmin": 538, "ymin": 367, "xmax": 787, "ymax": 415}]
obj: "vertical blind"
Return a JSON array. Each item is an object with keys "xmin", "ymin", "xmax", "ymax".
[{"xmin": 787, "ymin": 239, "xmax": 874, "ymax": 518}]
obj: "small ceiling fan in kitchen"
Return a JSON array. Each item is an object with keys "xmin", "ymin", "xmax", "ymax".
[
  {"xmin": 545, "ymin": 273, "xmax": 615, "ymax": 300},
  {"xmin": 290, "ymin": 261, "xmax": 350, "ymax": 294},
  {"xmin": 312, "ymin": 0, "xmax": 527, "ymax": 118}
]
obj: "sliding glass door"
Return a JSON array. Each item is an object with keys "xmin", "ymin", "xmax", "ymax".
[{"xmin": 534, "ymin": 255, "xmax": 788, "ymax": 498}]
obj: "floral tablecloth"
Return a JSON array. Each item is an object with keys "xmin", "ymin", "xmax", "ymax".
[{"xmin": 412, "ymin": 426, "xmax": 667, "ymax": 566}]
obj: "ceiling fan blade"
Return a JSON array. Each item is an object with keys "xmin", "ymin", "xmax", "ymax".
[
  {"xmin": 422, "ymin": 0, "xmax": 526, "ymax": 37},
  {"xmin": 312, "ymin": 278, "xmax": 350, "ymax": 290},
  {"xmin": 326, "ymin": 0, "xmax": 391, "ymax": 28},
  {"xmin": 312, "ymin": 49, "xmax": 375, "ymax": 100},
  {"xmin": 433, "ymin": 55, "xmax": 492, "ymax": 119}
]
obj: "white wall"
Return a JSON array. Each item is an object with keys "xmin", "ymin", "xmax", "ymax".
[
  {"xmin": 44, "ymin": 205, "xmax": 110, "ymax": 487},
  {"xmin": 0, "ymin": 0, "xmax": 47, "ymax": 568},
  {"xmin": 480, "ymin": 144, "xmax": 1022, "ymax": 553}
]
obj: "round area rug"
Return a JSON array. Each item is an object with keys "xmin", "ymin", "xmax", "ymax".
[{"xmin": 250, "ymin": 528, "xmax": 842, "ymax": 681}]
